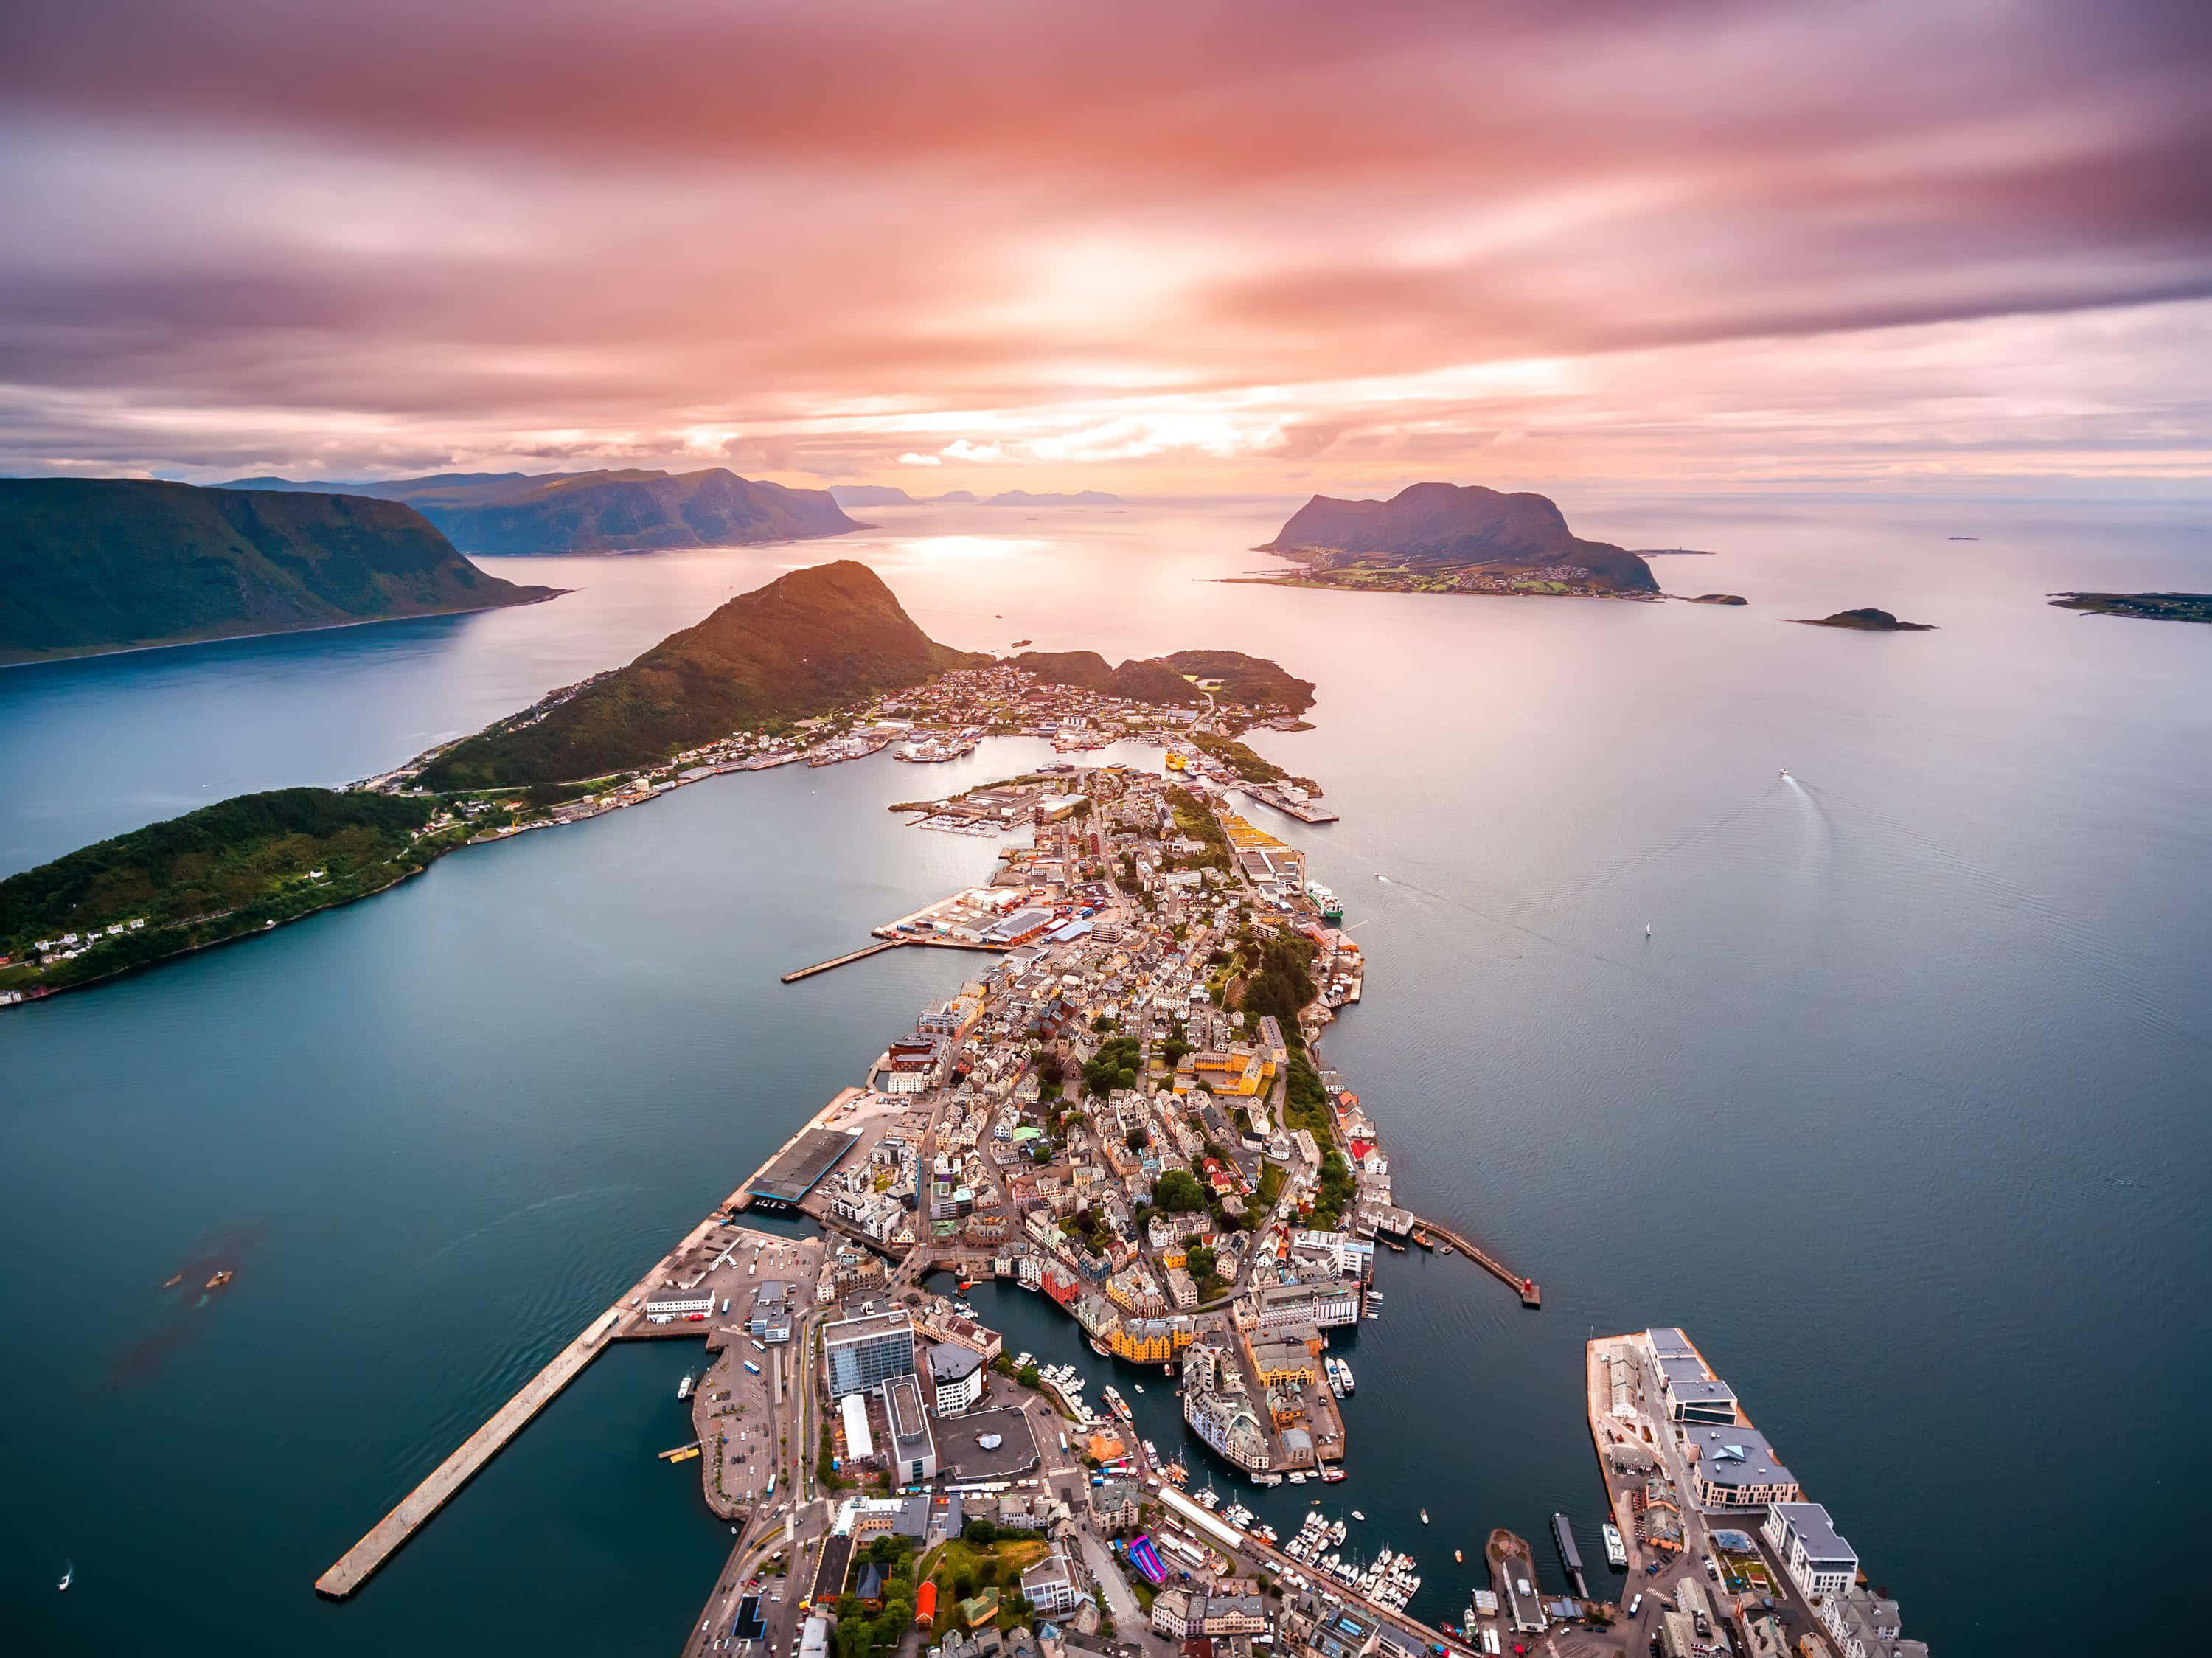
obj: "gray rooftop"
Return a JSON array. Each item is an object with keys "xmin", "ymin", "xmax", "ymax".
[
  {"xmin": 1647, "ymin": 1327, "xmax": 1698, "ymax": 1360},
  {"xmin": 1770, "ymin": 1502, "xmax": 1855, "ymax": 1564},
  {"xmin": 1691, "ymin": 1425, "xmax": 1795, "ymax": 1490}
]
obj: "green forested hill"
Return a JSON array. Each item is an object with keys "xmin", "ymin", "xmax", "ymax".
[
  {"xmin": 421, "ymin": 560, "xmax": 985, "ymax": 788},
  {"xmin": 228, "ymin": 466, "xmax": 863, "ymax": 555},
  {"xmin": 0, "ymin": 789, "xmax": 448, "ymax": 989},
  {"xmin": 0, "ymin": 478, "xmax": 559, "ymax": 664}
]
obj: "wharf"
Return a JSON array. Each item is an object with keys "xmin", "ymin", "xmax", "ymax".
[
  {"xmin": 316, "ymin": 1089, "xmax": 867, "ymax": 1599},
  {"xmin": 782, "ymin": 933, "xmax": 1004, "ymax": 984},
  {"xmin": 1409, "ymin": 1213, "xmax": 1541, "ymax": 1307},
  {"xmin": 782, "ymin": 940, "xmax": 900, "ymax": 982}
]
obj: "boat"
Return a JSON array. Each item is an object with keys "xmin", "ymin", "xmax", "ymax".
[
  {"xmin": 204, "ymin": 1269, "xmax": 234, "ymax": 1290},
  {"xmin": 1602, "ymin": 1522, "xmax": 1627, "ymax": 1568},
  {"xmin": 1438, "ymin": 1244, "xmax": 1455, "ymax": 1257},
  {"xmin": 1133, "ymin": 1382, "xmax": 1144, "ymax": 1393},
  {"xmin": 677, "ymin": 1373, "xmax": 695, "ymax": 1401},
  {"xmin": 58, "ymin": 1563, "xmax": 72, "ymax": 1592},
  {"xmin": 1288, "ymin": 1471, "xmax": 1307, "ymax": 1484},
  {"xmin": 1351, "ymin": 1510, "xmax": 1366, "ymax": 1521},
  {"xmin": 1336, "ymin": 1360, "xmax": 1354, "ymax": 1395},
  {"xmin": 1421, "ymin": 1509, "xmax": 1430, "ymax": 1524},
  {"xmin": 161, "ymin": 1273, "xmax": 184, "ymax": 1289},
  {"xmin": 1455, "ymin": 1549, "xmax": 1464, "ymax": 1563},
  {"xmin": 1780, "ymin": 767, "xmax": 1790, "ymax": 777},
  {"xmin": 1319, "ymin": 1466, "xmax": 1346, "ymax": 1482}
]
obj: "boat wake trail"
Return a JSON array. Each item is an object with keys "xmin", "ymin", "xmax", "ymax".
[
  {"xmin": 1368, "ymin": 868, "xmax": 1638, "ymax": 974},
  {"xmin": 1799, "ymin": 780, "xmax": 2211, "ymax": 1059}
]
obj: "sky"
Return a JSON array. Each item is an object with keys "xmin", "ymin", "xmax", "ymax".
[{"xmin": 3, "ymin": 0, "xmax": 2209, "ymax": 496}]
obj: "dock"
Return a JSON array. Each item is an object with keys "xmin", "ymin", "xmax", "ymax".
[
  {"xmin": 1409, "ymin": 1213, "xmax": 1541, "ymax": 1307},
  {"xmin": 316, "ymin": 1087, "xmax": 869, "ymax": 1599},
  {"xmin": 314, "ymin": 1309, "xmax": 622, "ymax": 1598},
  {"xmin": 782, "ymin": 940, "xmax": 901, "ymax": 982},
  {"xmin": 782, "ymin": 934, "xmax": 1005, "ymax": 983},
  {"xmin": 1551, "ymin": 1511, "xmax": 1588, "ymax": 1598}
]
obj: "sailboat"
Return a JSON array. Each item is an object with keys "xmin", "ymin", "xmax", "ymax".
[{"xmin": 58, "ymin": 1561, "xmax": 74, "ymax": 1592}]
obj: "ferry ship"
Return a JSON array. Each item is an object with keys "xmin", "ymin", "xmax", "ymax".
[
  {"xmin": 1103, "ymin": 1385, "xmax": 1133, "ymax": 1422},
  {"xmin": 1324, "ymin": 1356, "xmax": 1349, "ymax": 1398},
  {"xmin": 1602, "ymin": 1522, "xmax": 1627, "ymax": 1568},
  {"xmin": 1335, "ymin": 1359, "xmax": 1355, "ymax": 1395},
  {"xmin": 677, "ymin": 1373, "xmax": 695, "ymax": 1401}
]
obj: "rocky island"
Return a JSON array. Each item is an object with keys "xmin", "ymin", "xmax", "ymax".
[
  {"xmin": 0, "ymin": 478, "xmax": 560, "ymax": 665},
  {"xmin": 228, "ymin": 466, "xmax": 863, "ymax": 555},
  {"xmin": 2048, "ymin": 592, "xmax": 2212, "ymax": 624},
  {"xmin": 1246, "ymin": 482, "xmax": 1659, "ymax": 598},
  {"xmin": 0, "ymin": 561, "xmax": 1317, "ymax": 1006},
  {"xmin": 1790, "ymin": 607, "xmax": 1936, "ymax": 631},
  {"xmin": 1681, "ymin": 593, "xmax": 1747, "ymax": 606}
]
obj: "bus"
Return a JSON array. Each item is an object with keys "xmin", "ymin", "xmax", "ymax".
[{"xmin": 744, "ymin": 1360, "xmax": 763, "ymax": 1376}]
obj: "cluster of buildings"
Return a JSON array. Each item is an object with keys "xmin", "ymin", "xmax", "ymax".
[{"xmin": 1615, "ymin": 1330, "xmax": 1928, "ymax": 1658}]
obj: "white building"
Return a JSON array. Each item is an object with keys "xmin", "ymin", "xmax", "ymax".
[
  {"xmin": 1764, "ymin": 1502, "xmax": 1859, "ymax": 1600},
  {"xmin": 930, "ymin": 1341, "xmax": 987, "ymax": 1415}
]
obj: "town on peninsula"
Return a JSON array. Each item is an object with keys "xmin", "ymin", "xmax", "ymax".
[{"xmin": 7, "ymin": 558, "xmax": 1928, "ymax": 1658}]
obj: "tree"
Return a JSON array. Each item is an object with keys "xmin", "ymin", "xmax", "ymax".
[{"xmin": 1154, "ymin": 1168, "xmax": 1206, "ymax": 1213}]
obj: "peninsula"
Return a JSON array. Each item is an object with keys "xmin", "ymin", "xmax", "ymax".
[
  {"xmin": 1247, "ymin": 482, "xmax": 1658, "ymax": 599},
  {"xmin": 2048, "ymin": 591, "xmax": 2212, "ymax": 624},
  {"xmin": 0, "ymin": 561, "xmax": 1315, "ymax": 1007},
  {"xmin": 0, "ymin": 478, "xmax": 560, "ymax": 665},
  {"xmin": 1789, "ymin": 607, "xmax": 1935, "ymax": 631},
  {"xmin": 227, "ymin": 466, "xmax": 863, "ymax": 555}
]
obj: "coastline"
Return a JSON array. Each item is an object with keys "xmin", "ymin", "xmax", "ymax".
[{"xmin": 0, "ymin": 586, "xmax": 571, "ymax": 672}]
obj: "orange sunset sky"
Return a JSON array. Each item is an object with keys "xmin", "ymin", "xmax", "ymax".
[{"xmin": 4, "ymin": 0, "xmax": 2208, "ymax": 495}]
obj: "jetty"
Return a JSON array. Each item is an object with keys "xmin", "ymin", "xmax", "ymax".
[
  {"xmin": 1409, "ymin": 1213, "xmax": 1541, "ymax": 1307},
  {"xmin": 782, "ymin": 940, "xmax": 900, "ymax": 982},
  {"xmin": 782, "ymin": 934, "xmax": 1004, "ymax": 984},
  {"xmin": 315, "ymin": 1087, "xmax": 865, "ymax": 1599}
]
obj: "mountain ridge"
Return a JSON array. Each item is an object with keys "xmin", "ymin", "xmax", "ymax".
[
  {"xmin": 228, "ymin": 467, "xmax": 863, "ymax": 555},
  {"xmin": 0, "ymin": 478, "xmax": 559, "ymax": 665},
  {"xmin": 420, "ymin": 560, "xmax": 986, "ymax": 788},
  {"xmin": 1258, "ymin": 482, "xmax": 1657, "ymax": 596}
]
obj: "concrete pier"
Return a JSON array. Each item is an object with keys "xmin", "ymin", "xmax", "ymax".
[
  {"xmin": 781, "ymin": 939, "xmax": 901, "ymax": 982},
  {"xmin": 316, "ymin": 1088, "xmax": 868, "ymax": 1599},
  {"xmin": 315, "ymin": 1310, "xmax": 619, "ymax": 1598}
]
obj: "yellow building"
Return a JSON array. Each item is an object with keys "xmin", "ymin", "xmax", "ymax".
[{"xmin": 1191, "ymin": 1050, "xmax": 1273, "ymax": 1097}]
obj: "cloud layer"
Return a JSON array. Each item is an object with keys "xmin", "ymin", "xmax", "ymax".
[{"xmin": 3, "ymin": 0, "xmax": 2208, "ymax": 488}]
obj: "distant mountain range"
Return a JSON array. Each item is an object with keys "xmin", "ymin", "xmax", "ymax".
[
  {"xmin": 228, "ymin": 468, "xmax": 862, "ymax": 555},
  {"xmin": 828, "ymin": 485, "xmax": 1122, "ymax": 508},
  {"xmin": 420, "ymin": 561, "xmax": 986, "ymax": 789},
  {"xmin": 0, "ymin": 478, "xmax": 559, "ymax": 666},
  {"xmin": 1258, "ymin": 482, "xmax": 1658, "ymax": 597}
]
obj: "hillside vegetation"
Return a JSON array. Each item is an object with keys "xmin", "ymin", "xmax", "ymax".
[
  {"xmin": 1006, "ymin": 647, "xmax": 1313, "ymax": 713},
  {"xmin": 0, "ymin": 478, "xmax": 557, "ymax": 664},
  {"xmin": 229, "ymin": 466, "xmax": 860, "ymax": 555},
  {"xmin": 422, "ymin": 561, "xmax": 985, "ymax": 788},
  {"xmin": 1259, "ymin": 482, "xmax": 1657, "ymax": 595},
  {"xmin": 0, "ymin": 790, "xmax": 451, "ymax": 991}
]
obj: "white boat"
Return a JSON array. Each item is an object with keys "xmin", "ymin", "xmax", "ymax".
[
  {"xmin": 1337, "ymin": 1360, "xmax": 1354, "ymax": 1394},
  {"xmin": 1133, "ymin": 1382, "xmax": 1144, "ymax": 1393},
  {"xmin": 677, "ymin": 1373, "xmax": 695, "ymax": 1401},
  {"xmin": 1602, "ymin": 1521, "xmax": 1628, "ymax": 1567},
  {"xmin": 1351, "ymin": 1510, "xmax": 1366, "ymax": 1521},
  {"xmin": 1420, "ymin": 1509, "xmax": 1430, "ymax": 1524},
  {"xmin": 58, "ymin": 1564, "xmax": 73, "ymax": 1592}
]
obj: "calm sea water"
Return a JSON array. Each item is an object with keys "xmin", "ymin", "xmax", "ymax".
[{"xmin": 2, "ymin": 497, "xmax": 2208, "ymax": 1657}]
